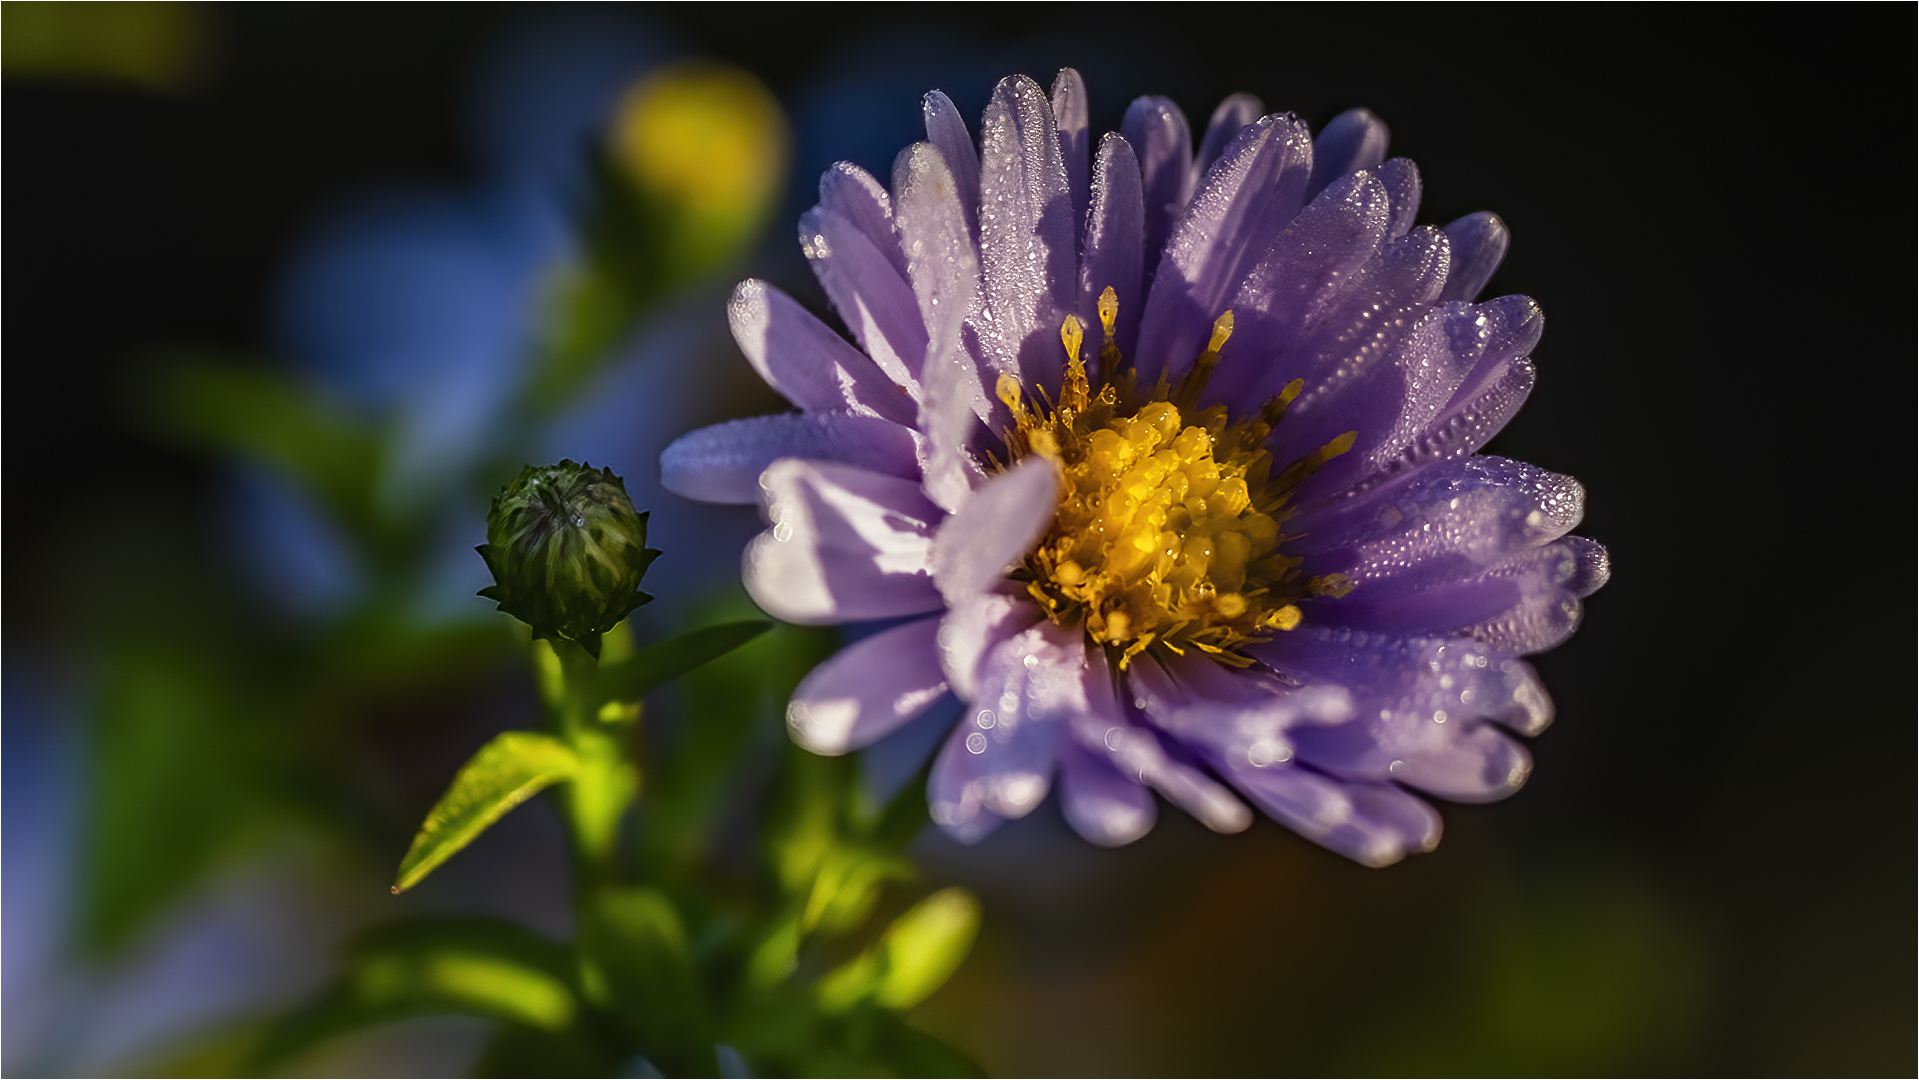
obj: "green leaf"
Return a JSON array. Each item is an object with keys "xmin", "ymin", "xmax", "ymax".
[
  {"xmin": 863, "ymin": 1015, "xmax": 986, "ymax": 1078},
  {"xmin": 140, "ymin": 354, "xmax": 387, "ymax": 538},
  {"xmin": 818, "ymin": 888, "xmax": 981, "ymax": 1014},
  {"xmin": 873, "ymin": 888, "xmax": 981, "ymax": 1010},
  {"xmin": 393, "ymin": 732, "xmax": 581, "ymax": 894},
  {"xmin": 592, "ymin": 618, "xmax": 771, "ymax": 705},
  {"xmin": 249, "ymin": 917, "xmax": 584, "ymax": 1074},
  {"xmin": 81, "ymin": 643, "xmax": 261, "ymax": 953},
  {"xmin": 643, "ymin": 607, "xmax": 836, "ymax": 883},
  {"xmin": 578, "ymin": 886, "xmax": 716, "ymax": 1074}
]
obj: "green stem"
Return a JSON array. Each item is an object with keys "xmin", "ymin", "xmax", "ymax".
[{"xmin": 542, "ymin": 638, "xmax": 640, "ymax": 894}]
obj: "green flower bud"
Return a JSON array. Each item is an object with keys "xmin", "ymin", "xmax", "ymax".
[{"xmin": 477, "ymin": 461, "xmax": 659, "ymax": 657}]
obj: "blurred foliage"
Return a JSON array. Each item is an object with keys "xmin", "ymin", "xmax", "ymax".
[
  {"xmin": 1, "ymin": 1, "xmax": 204, "ymax": 89},
  {"xmin": 249, "ymin": 616, "xmax": 980, "ymax": 1076},
  {"xmin": 526, "ymin": 63, "xmax": 790, "ymax": 417},
  {"xmin": 79, "ymin": 58, "xmax": 792, "ymax": 963},
  {"xmin": 55, "ymin": 45, "xmax": 980, "ymax": 1076}
]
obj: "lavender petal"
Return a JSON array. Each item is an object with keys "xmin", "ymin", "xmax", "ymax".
[
  {"xmin": 1120, "ymin": 95, "xmax": 1194, "ymax": 281},
  {"xmin": 894, "ymin": 140, "xmax": 990, "ymax": 511},
  {"xmin": 1080, "ymin": 132, "xmax": 1146, "ymax": 363},
  {"xmin": 936, "ymin": 583, "xmax": 1042, "ymax": 699},
  {"xmin": 818, "ymin": 161, "xmax": 908, "ymax": 281},
  {"xmin": 1050, "ymin": 67, "xmax": 1091, "ymax": 252},
  {"xmin": 787, "ymin": 616, "xmax": 947, "ymax": 754},
  {"xmin": 1256, "ymin": 628, "xmax": 1555, "ymax": 739},
  {"xmin": 1303, "ymin": 295, "xmax": 1543, "ymax": 501},
  {"xmin": 922, "ymin": 89, "xmax": 981, "ymax": 243},
  {"xmin": 1438, "ymin": 211, "xmax": 1509, "ymax": 302},
  {"xmin": 1135, "ymin": 112, "xmax": 1314, "ymax": 388},
  {"xmin": 1288, "ymin": 711, "xmax": 1532, "ymax": 802},
  {"xmin": 1307, "ymin": 107, "xmax": 1390, "ymax": 199},
  {"xmin": 1195, "ymin": 93, "xmax": 1263, "ymax": 182},
  {"xmin": 1213, "ymin": 169, "xmax": 1393, "ymax": 404},
  {"xmin": 660, "ymin": 412, "xmax": 921, "ymax": 504},
  {"xmin": 799, "ymin": 204, "xmax": 930, "ymax": 390},
  {"xmin": 976, "ymin": 74, "xmax": 1077, "ymax": 396},
  {"xmin": 929, "ymin": 620, "xmax": 1079, "ymax": 837},
  {"xmin": 1058, "ymin": 739, "xmax": 1157, "ymax": 847},
  {"xmin": 1225, "ymin": 764, "xmax": 1441, "ymax": 867},
  {"xmin": 727, "ymin": 279, "xmax": 917, "ymax": 424},
  {"xmin": 744, "ymin": 458, "xmax": 944, "ymax": 624},
  {"xmin": 930, "ymin": 455, "xmax": 1059, "ymax": 605},
  {"xmin": 1376, "ymin": 158, "xmax": 1422, "ymax": 237},
  {"xmin": 1290, "ymin": 455, "xmax": 1587, "ymax": 561}
]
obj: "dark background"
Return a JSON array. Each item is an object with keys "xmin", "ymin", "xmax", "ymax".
[{"xmin": 7, "ymin": 5, "xmax": 1913, "ymax": 1075}]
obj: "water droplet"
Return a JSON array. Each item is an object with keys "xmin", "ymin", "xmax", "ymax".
[{"xmin": 965, "ymin": 732, "xmax": 988, "ymax": 754}]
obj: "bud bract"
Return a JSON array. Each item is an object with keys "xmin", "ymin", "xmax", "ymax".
[{"xmin": 477, "ymin": 461, "xmax": 659, "ymax": 656}]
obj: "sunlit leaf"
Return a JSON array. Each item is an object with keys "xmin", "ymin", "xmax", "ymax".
[
  {"xmin": 592, "ymin": 618, "xmax": 771, "ymax": 705},
  {"xmin": 873, "ymin": 888, "xmax": 981, "ymax": 1009},
  {"xmin": 392, "ymin": 731, "xmax": 580, "ymax": 894},
  {"xmin": 248, "ymin": 918, "xmax": 582, "ymax": 1074},
  {"xmin": 818, "ymin": 888, "xmax": 982, "ymax": 1014}
]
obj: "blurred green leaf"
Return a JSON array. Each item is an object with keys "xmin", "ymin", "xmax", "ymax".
[
  {"xmin": 643, "ymin": 607, "xmax": 836, "ymax": 881},
  {"xmin": 393, "ymin": 731, "xmax": 581, "ymax": 894},
  {"xmin": 726, "ymin": 991, "xmax": 983, "ymax": 1079},
  {"xmin": 140, "ymin": 355, "xmax": 388, "ymax": 540},
  {"xmin": 1, "ymin": 1, "xmax": 204, "ymax": 89},
  {"xmin": 81, "ymin": 642, "xmax": 262, "ymax": 953},
  {"xmin": 471, "ymin": 1023, "xmax": 615, "ymax": 1078},
  {"xmin": 818, "ymin": 888, "xmax": 981, "ymax": 1015},
  {"xmin": 1342, "ymin": 871, "xmax": 1706, "ymax": 1076},
  {"xmin": 769, "ymin": 750, "xmax": 916, "ymax": 942},
  {"xmin": 593, "ymin": 619, "xmax": 771, "ymax": 706},
  {"xmin": 578, "ymin": 886, "xmax": 715, "ymax": 1074},
  {"xmin": 558, "ymin": 726, "xmax": 639, "ymax": 872},
  {"xmin": 861, "ymin": 1013, "xmax": 985, "ymax": 1079},
  {"xmin": 249, "ymin": 917, "xmax": 582, "ymax": 1074},
  {"xmin": 522, "ymin": 62, "xmax": 789, "ymax": 418},
  {"xmin": 871, "ymin": 888, "xmax": 980, "ymax": 1010}
]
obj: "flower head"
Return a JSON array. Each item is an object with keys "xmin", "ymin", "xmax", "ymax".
[
  {"xmin": 478, "ymin": 460, "xmax": 659, "ymax": 655},
  {"xmin": 662, "ymin": 71, "xmax": 1608, "ymax": 864}
]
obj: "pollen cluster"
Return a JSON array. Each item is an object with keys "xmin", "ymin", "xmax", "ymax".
[{"xmin": 1001, "ymin": 289, "xmax": 1355, "ymax": 668}]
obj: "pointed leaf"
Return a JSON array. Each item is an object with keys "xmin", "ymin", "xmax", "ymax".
[
  {"xmin": 393, "ymin": 731, "xmax": 581, "ymax": 893},
  {"xmin": 248, "ymin": 917, "xmax": 583, "ymax": 1074},
  {"xmin": 593, "ymin": 619, "xmax": 772, "ymax": 704}
]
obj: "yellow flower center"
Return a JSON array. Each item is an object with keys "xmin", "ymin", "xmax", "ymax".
[{"xmin": 1000, "ymin": 288, "xmax": 1356, "ymax": 669}]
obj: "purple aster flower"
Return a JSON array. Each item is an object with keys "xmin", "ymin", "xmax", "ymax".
[{"xmin": 662, "ymin": 70, "xmax": 1607, "ymax": 865}]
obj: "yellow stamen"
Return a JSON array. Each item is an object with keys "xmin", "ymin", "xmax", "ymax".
[
  {"xmin": 992, "ymin": 310, "xmax": 1357, "ymax": 666},
  {"xmin": 996, "ymin": 372, "xmax": 1025, "ymax": 416},
  {"xmin": 1060, "ymin": 314, "xmax": 1084, "ymax": 366},
  {"xmin": 1172, "ymin": 310, "xmax": 1236, "ymax": 409},
  {"xmin": 1059, "ymin": 315, "xmax": 1089, "ymax": 412}
]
